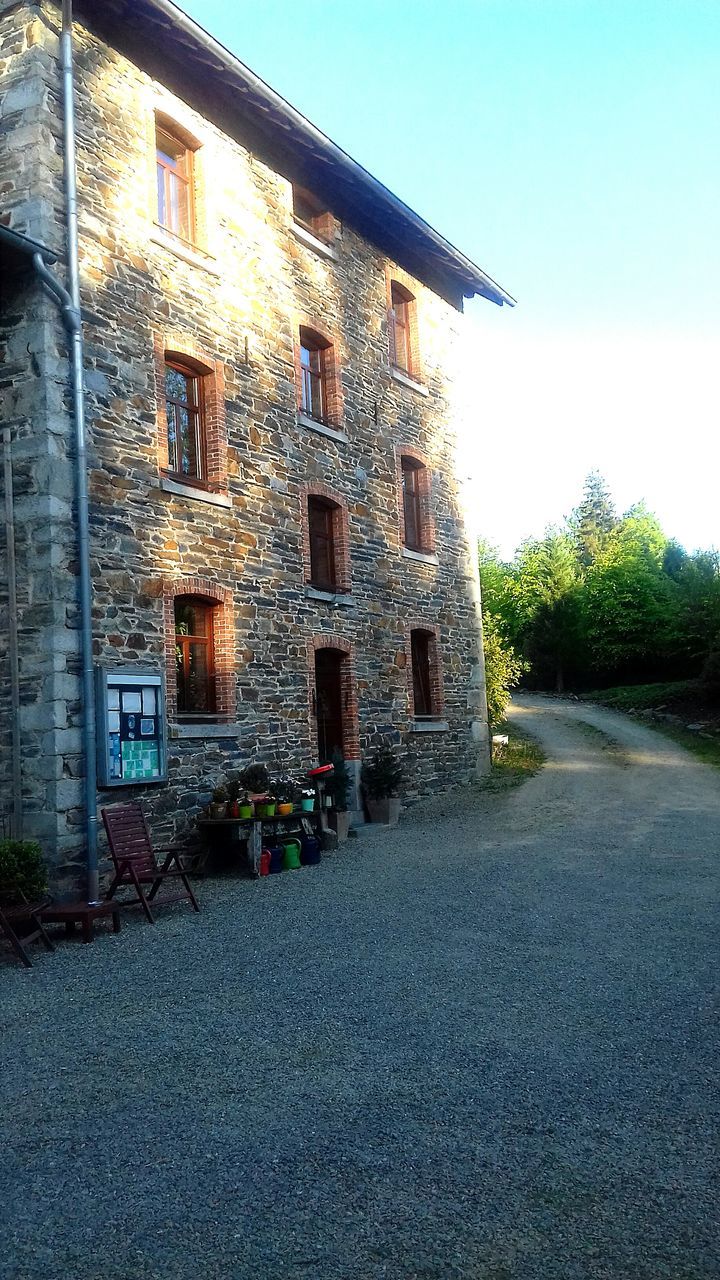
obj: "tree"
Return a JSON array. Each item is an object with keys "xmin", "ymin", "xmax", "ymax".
[
  {"xmin": 481, "ymin": 611, "xmax": 527, "ymax": 727},
  {"xmin": 509, "ymin": 531, "xmax": 586, "ymax": 692},
  {"xmin": 569, "ymin": 470, "xmax": 617, "ymax": 567}
]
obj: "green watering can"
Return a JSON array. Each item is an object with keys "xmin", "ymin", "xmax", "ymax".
[{"xmin": 282, "ymin": 838, "xmax": 302, "ymax": 871}]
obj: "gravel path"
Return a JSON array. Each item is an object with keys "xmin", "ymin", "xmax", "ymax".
[{"xmin": 2, "ymin": 694, "xmax": 719, "ymax": 1280}]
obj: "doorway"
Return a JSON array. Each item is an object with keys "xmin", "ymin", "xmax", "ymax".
[{"xmin": 315, "ymin": 648, "xmax": 345, "ymax": 761}]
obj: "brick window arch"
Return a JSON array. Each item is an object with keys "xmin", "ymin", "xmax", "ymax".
[
  {"xmin": 308, "ymin": 634, "xmax": 360, "ymax": 760},
  {"xmin": 300, "ymin": 484, "xmax": 351, "ymax": 594},
  {"xmin": 395, "ymin": 445, "xmax": 436, "ymax": 555},
  {"xmin": 406, "ymin": 624, "xmax": 444, "ymax": 720},
  {"xmin": 294, "ymin": 321, "xmax": 343, "ymax": 429},
  {"xmin": 154, "ymin": 333, "xmax": 227, "ymax": 493},
  {"xmin": 163, "ymin": 578, "xmax": 234, "ymax": 721}
]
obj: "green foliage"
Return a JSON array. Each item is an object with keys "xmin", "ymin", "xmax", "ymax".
[
  {"xmin": 361, "ymin": 743, "xmax": 403, "ymax": 799},
  {"xmin": 239, "ymin": 763, "xmax": 270, "ymax": 794},
  {"xmin": 328, "ymin": 750, "xmax": 352, "ymax": 811},
  {"xmin": 479, "ymin": 472, "xmax": 720, "ymax": 691},
  {"xmin": 0, "ymin": 840, "xmax": 48, "ymax": 903},
  {"xmin": 482, "ymin": 612, "xmax": 527, "ymax": 727}
]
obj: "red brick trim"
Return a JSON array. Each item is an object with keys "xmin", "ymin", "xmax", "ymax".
[
  {"xmin": 385, "ymin": 264, "xmax": 422, "ymax": 382},
  {"xmin": 405, "ymin": 623, "xmax": 445, "ymax": 719},
  {"xmin": 299, "ymin": 483, "xmax": 352, "ymax": 594},
  {"xmin": 153, "ymin": 331, "xmax": 227, "ymax": 493},
  {"xmin": 394, "ymin": 444, "xmax": 436, "ymax": 554},
  {"xmin": 291, "ymin": 185, "xmax": 339, "ymax": 245},
  {"xmin": 307, "ymin": 633, "xmax": 361, "ymax": 760},
  {"xmin": 163, "ymin": 577, "xmax": 235, "ymax": 721},
  {"xmin": 293, "ymin": 315, "xmax": 344, "ymax": 430}
]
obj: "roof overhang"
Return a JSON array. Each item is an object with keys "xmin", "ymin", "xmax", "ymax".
[{"xmin": 75, "ymin": 0, "xmax": 515, "ymax": 311}]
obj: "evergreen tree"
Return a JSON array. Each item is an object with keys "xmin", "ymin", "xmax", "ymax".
[{"xmin": 570, "ymin": 470, "xmax": 617, "ymax": 566}]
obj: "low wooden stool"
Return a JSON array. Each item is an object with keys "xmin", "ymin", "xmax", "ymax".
[{"xmin": 40, "ymin": 900, "xmax": 121, "ymax": 944}]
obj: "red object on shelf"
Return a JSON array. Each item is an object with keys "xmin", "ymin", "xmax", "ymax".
[
  {"xmin": 259, "ymin": 849, "xmax": 271, "ymax": 877},
  {"xmin": 307, "ymin": 763, "xmax": 334, "ymax": 777}
]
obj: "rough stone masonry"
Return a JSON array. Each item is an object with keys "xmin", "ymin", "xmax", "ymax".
[{"xmin": 0, "ymin": 0, "xmax": 509, "ymax": 894}]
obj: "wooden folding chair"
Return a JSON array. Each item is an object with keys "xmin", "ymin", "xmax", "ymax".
[
  {"xmin": 0, "ymin": 895, "xmax": 55, "ymax": 968},
  {"xmin": 101, "ymin": 803, "xmax": 200, "ymax": 924}
]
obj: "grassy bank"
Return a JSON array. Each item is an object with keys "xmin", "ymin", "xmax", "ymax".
[
  {"xmin": 484, "ymin": 720, "xmax": 546, "ymax": 791},
  {"xmin": 584, "ymin": 679, "xmax": 720, "ymax": 771}
]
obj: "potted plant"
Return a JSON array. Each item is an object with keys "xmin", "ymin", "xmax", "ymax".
[
  {"xmin": 0, "ymin": 839, "xmax": 48, "ymax": 906},
  {"xmin": 361, "ymin": 743, "xmax": 403, "ymax": 826},
  {"xmin": 298, "ymin": 785, "xmax": 315, "ymax": 813},
  {"xmin": 209, "ymin": 784, "xmax": 229, "ymax": 819},
  {"xmin": 226, "ymin": 776, "xmax": 241, "ymax": 818},
  {"xmin": 274, "ymin": 777, "xmax": 295, "ymax": 817},
  {"xmin": 238, "ymin": 791, "xmax": 253, "ymax": 820},
  {"xmin": 239, "ymin": 763, "xmax": 270, "ymax": 800},
  {"xmin": 328, "ymin": 750, "xmax": 352, "ymax": 842},
  {"xmin": 256, "ymin": 792, "xmax": 276, "ymax": 819}
]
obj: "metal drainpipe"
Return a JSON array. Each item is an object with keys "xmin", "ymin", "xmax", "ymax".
[
  {"xmin": 34, "ymin": 0, "xmax": 99, "ymax": 902},
  {"xmin": 3, "ymin": 428, "xmax": 23, "ymax": 839}
]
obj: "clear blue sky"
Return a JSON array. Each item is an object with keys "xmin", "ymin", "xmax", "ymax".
[{"xmin": 180, "ymin": 0, "xmax": 720, "ymax": 555}]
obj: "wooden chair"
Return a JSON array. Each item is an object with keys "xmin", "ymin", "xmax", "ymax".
[
  {"xmin": 0, "ymin": 895, "xmax": 55, "ymax": 968},
  {"xmin": 101, "ymin": 803, "xmax": 200, "ymax": 924}
]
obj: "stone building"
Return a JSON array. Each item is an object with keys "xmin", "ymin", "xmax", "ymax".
[{"xmin": 0, "ymin": 0, "xmax": 514, "ymax": 894}]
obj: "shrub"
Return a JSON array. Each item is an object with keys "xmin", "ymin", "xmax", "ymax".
[
  {"xmin": 329, "ymin": 750, "xmax": 352, "ymax": 811},
  {"xmin": 361, "ymin": 744, "xmax": 403, "ymax": 799},
  {"xmin": 0, "ymin": 840, "xmax": 48, "ymax": 903},
  {"xmin": 239, "ymin": 763, "xmax": 270, "ymax": 794}
]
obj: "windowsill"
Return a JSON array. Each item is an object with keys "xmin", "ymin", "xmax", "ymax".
[
  {"xmin": 150, "ymin": 225, "xmax": 220, "ymax": 276},
  {"xmin": 160, "ymin": 476, "xmax": 232, "ymax": 508},
  {"xmin": 169, "ymin": 722, "xmax": 244, "ymax": 739},
  {"xmin": 291, "ymin": 221, "xmax": 337, "ymax": 260},
  {"xmin": 409, "ymin": 719, "xmax": 449, "ymax": 733},
  {"xmin": 402, "ymin": 546, "xmax": 439, "ymax": 566},
  {"xmin": 297, "ymin": 411, "xmax": 347, "ymax": 443},
  {"xmin": 390, "ymin": 366, "xmax": 429, "ymax": 397},
  {"xmin": 305, "ymin": 586, "xmax": 355, "ymax": 608}
]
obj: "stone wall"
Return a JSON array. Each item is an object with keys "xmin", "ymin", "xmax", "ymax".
[{"xmin": 0, "ymin": 0, "xmax": 491, "ymax": 893}]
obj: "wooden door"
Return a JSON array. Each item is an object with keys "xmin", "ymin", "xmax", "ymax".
[{"xmin": 315, "ymin": 649, "xmax": 344, "ymax": 761}]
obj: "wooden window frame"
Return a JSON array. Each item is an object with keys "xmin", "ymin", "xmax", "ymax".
[
  {"xmin": 164, "ymin": 579, "xmax": 235, "ymax": 723},
  {"xmin": 156, "ymin": 124, "xmax": 196, "ymax": 245},
  {"xmin": 300, "ymin": 335, "xmax": 327, "ymax": 424},
  {"xmin": 401, "ymin": 457, "xmax": 425, "ymax": 552},
  {"xmin": 308, "ymin": 496, "xmax": 338, "ymax": 592},
  {"xmin": 396, "ymin": 448, "xmax": 435, "ymax": 555},
  {"xmin": 164, "ymin": 359, "xmax": 206, "ymax": 485},
  {"xmin": 174, "ymin": 596, "xmax": 216, "ymax": 717},
  {"xmin": 406, "ymin": 624, "xmax": 445, "ymax": 721}
]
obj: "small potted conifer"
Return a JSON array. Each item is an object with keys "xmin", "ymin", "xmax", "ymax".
[
  {"xmin": 361, "ymin": 743, "xmax": 403, "ymax": 826},
  {"xmin": 328, "ymin": 750, "xmax": 352, "ymax": 842}
]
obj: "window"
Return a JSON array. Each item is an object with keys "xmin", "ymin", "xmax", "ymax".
[
  {"xmin": 401, "ymin": 457, "xmax": 426, "ymax": 552},
  {"xmin": 390, "ymin": 282, "xmax": 415, "ymax": 375},
  {"xmin": 165, "ymin": 360, "xmax": 205, "ymax": 482},
  {"xmin": 175, "ymin": 596, "xmax": 215, "ymax": 715},
  {"xmin": 156, "ymin": 124, "xmax": 194, "ymax": 242},
  {"xmin": 299, "ymin": 328, "xmax": 329, "ymax": 423},
  {"xmin": 293, "ymin": 186, "xmax": 333, "ymax": 243},
  {"xmin": 308, "ymin": 497, "xmax": 337, "ymax": 591},
  {"xmin": 410, "ymin": 629, "xmax": 435, "ymax": 718}
]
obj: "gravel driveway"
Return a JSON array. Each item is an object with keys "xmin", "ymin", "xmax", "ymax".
[{"xmin": 2, "ymin": 694, "xmax": 718, "ymax": 1280}]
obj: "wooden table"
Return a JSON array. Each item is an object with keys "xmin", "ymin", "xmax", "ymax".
[
  {"xmin": 40, "ymin": 900, "xmax": 121, "ymax": 943},
  {"xmin": 197, "ymin": 809, "xmax": 321, "ymax": 877}
]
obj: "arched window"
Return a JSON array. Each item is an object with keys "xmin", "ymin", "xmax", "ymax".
[
  {"xmin": 308, "ymin": 496, "xmax": 338, "ymax": 591},
  {"xmin": 174, "ymin": 596, "xmax": 216, "ymax": 715},
  {"xmin": 156, "ymin": 122, "xmax": 195, "ymax": 242},
  {"xmin": 299, "ymin": 327, "xmax": 331, "ymax": 423},
  {"xmin": 164, "ymin": 359, "xmax": 205, "ymax": 482},
  {"xmin": 390, "ymin": 281, "xmax": 416, "ymax": 375}
]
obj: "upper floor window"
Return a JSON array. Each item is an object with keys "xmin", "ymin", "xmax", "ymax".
[
  {"xmin": 401, "ymin": 457, "xmax": 426, "ymax": 552},
  {"xmin": 175, "ymin": 596, "xmax": 215, "ymax": 716},
  {"xmin": 390, "ymin": 282, "xmax": 416, "ymax": 376},
  {"xmin": 308, "ymin": 497, "xmax": 338, "ymax": 591},
  {"xmin": 299, "ymin": 328, "xmax": 330, "ymax": 424},
  {"xmin": 410, "ymin": 628, "xmax": 436, "ymax": 718},
  {"xmin": 156, "ymin": 124, "xmax": 194, "ymax": 242},
  {"xmin": 165, "ymin": 360, "xmax": 205, "ymax": 482},
  {"xmin": 293, "ymin": 186, "xmax": 333, "ymax": 243}
]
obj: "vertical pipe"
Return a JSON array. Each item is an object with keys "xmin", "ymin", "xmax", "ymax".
[
  {"xmin": 61, "ymin": 0, "xmax": 99, "ymax": 902},
  {"xmin": 3, "ymin": 428, "xmax": 23, "ymax": 839}
]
